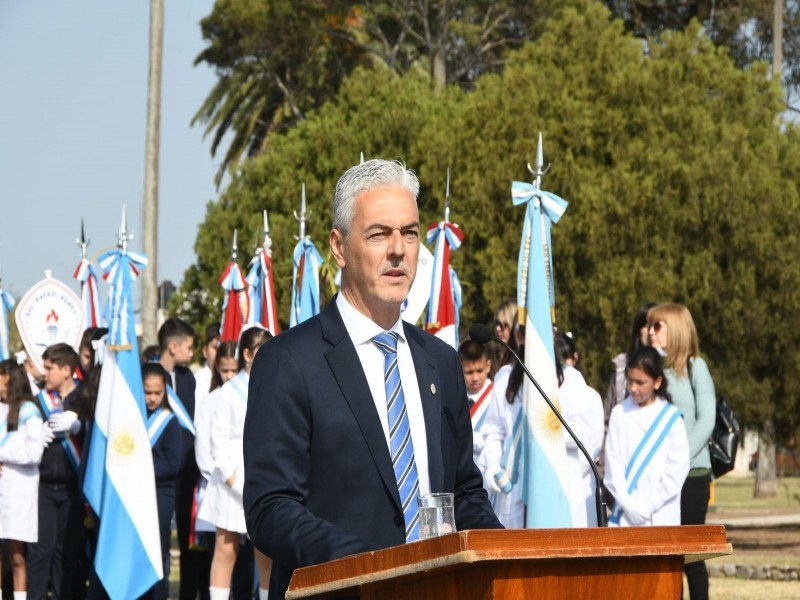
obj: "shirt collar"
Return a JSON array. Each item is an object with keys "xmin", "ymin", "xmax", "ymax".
[{"xmin": 336, "ymin": 293, "xmax": 406, "ymax": 347}]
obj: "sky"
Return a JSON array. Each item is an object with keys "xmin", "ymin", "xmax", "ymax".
[{"xmin": 0, "ymin": 1, "xmax": 221, "ymax": 302}]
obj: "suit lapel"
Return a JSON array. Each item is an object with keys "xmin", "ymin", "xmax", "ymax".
[
  {"xmin": 321, "ymin": 302, "xmax": 402, "ymax": 511},
  {"xmin": 405, "ymin": 324, "xmax": 444, "ymax": 492}
]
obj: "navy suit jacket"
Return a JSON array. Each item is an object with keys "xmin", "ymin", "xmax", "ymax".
[{"xmin": 244, "ymin": 300, "xmax": 502, "ymax": 599}]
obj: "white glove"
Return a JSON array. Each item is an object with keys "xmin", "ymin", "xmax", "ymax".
[
  {"xmin": 619, "ymin": 497, "xmax": 651, "ymax": 525},
  {"xmin": 230, "ymin": 477, "xmax": 244, "ymax": 502},
  {"xmin": 484, "ymin": 464, "xmax": 503, "ymax": 494},
  {"xmin": 50, "ymin": 411, "xmax": 80, "ymax": 435},
  {"xmin": 42, "ymin": 423, "xmax": 56, "ymax": 447}
]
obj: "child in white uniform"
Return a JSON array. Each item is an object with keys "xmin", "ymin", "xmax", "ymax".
[
  {"xmin": 0, "ymin": 360, "xmax": 46, "ymax": 600},
  {"xmin": 205, "ymin": 327, "xmax": 274, "ymax": 600},
  {"xmin": 604, "ymin": 346, "xmax": 690, "ymax": 527}
]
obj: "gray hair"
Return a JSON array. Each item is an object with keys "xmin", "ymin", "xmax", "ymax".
[{"xmin": 332, "ymin": 159, "xmax": 420, "ymax": 237}]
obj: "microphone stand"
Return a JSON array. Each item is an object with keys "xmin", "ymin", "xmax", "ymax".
[{"xmin": 486, "ymin": 332, "xmax": 608, "ymax": 527}]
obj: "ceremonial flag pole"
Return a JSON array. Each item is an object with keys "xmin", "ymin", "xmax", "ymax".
[
  {"xmin": 504, "ymin": 133, "xmax": 571, "ymax": 528},
  {"xmin": 245, "ymin": 211, "xmax": 280, "ymax": 335},
  {"xmin": 290, "ymin": 183, "xmax": 323, "ymax": 327},
  {"xmin": 73, "ymin": 220, "xmax": 104, "ymax": 328},
  {"xmin": 0, "ymin": 273, "xmax": 15, "ymax": 361},
  {"xmin": 219, "ymin": 230, "xmax": 248, "ymax": 343},
  {"xmin": 83, "ymin": 207, "xmax": 163, "ymax": 599},
  {"xmin": 425, "ymin": 168, "xmax": 464, "ymax": 349}
]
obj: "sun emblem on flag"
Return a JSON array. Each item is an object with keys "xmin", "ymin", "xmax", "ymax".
[
  {"xmin": 531, "ymin": 395, "xmax": 563, "ymax": 445},
  {"xmin": 114, "ymin": 431, "xmax": 135, "ymax": 455}
]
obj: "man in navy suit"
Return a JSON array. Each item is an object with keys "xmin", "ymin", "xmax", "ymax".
[{"xmin": 244, "ymin": 159, "xmax": 502, "ymax": 599}]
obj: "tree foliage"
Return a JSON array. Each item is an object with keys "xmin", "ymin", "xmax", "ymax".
[
  {"xmin": 605, "ymin": 0, "xmax": 800, "ymax": 104},
  {"xmin": 178, "ymin": 0, "xmax": 800, "ymax": 440},
  {"xmin": 193, "ymin": 0, "xmax": 555, "ymax": 185}
]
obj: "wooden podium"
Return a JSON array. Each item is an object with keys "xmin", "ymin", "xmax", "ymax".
[{"xmin": 286, "ymin": 526, "xmax": 730, "ymax": 599}]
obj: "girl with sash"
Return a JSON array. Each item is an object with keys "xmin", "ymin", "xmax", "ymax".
[
  {"xmin": 205, "ymin": 327, "xmax": 272, "ymax": 600},
  {"xmin": 554, "ymin": 332, "xmax": 604, "ymax": 527},
  {"xmin": 480, "ymin": 318, "xmax": 526, "ymax": 529},
  {"xmin": 0, "ymin": 359, "xmax": 46, "ymax": 600},
  {"xmin": 196, "ymin": 341, "xmax": 254, "ymax": 600},
  {"xmin": 647, "ymin": 303, "xmax": 716, "ymax": 599},
  {"xmin": 604, "ymin": 346, "xmax": 689, "ymax": 527},
  {"xmin": 141, "ymin": 363, "xmax": 183, "ymax": 600}
]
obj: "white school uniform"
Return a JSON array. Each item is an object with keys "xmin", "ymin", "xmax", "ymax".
[
  {"xmin": 604, "ymin": 396, "xmax": 690, "ymax": 527},
  {"xmin": 197, "ymin": 371, "xmax": 249, "ymax": 533},
  {"xmin": 560, "ymin": 365, "xmax": 604, "ymax": 527},
  {"xmin": 0, "ymin": 401, "xmax": 45, "ymax": 542},
  {"xmin": 194, "ymin": 363, "xmax": 213, "ymax": 405},
  {"xmin": 193, "ymin": 384, "xmax": 223, "ymax": 534},
  {"xmin": 480, "ymin": 365, "xmax": 525, "ymax": 529}
]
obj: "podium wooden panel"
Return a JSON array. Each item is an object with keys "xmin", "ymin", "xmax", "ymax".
[{"xmin": 286, "ymin": 526, "xmax": 730, "ymax": 599}]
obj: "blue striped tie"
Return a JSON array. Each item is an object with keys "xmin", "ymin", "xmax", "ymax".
[{"xmin": 372, "ymin": 331, "xmax": 420, "ymax": 542}]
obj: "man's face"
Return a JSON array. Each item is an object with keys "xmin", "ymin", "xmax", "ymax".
[
  {"xmin": 170, "ymin": 337, "xmax": 195, "ymax": 367},
  {"xmin": 331, "ymin": 185, "xmax": 419, "ymax": 325},
  {"xmin": 43, "ymin": 359, "xmax": 72, "ymax": 392},
  {"xmin": 461, "ymin": 357, "xmax": 491, "ymax": 395}
]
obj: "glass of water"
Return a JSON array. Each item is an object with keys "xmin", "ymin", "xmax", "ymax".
[{"xmin": 417, "ymin": 492, "xmax": 456, "ymax": 539}]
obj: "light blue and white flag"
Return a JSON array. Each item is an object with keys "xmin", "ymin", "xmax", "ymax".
[
  {"xmin": 506, "ymin": 179, "xmax": 571, "ymax": 528},
  {"xmin": 83, "ymin": 246, "xmax": 163, "ymax": 599},
  {"xmin": 0, "ymin": 287, "xmax": 15, "ymax": 361},
  {"xmin": 290, "ymin": 238, "xmax": 322, "ymax": 327}
]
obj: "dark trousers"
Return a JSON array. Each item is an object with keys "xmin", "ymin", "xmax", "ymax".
[
  {"xmin": 681, "ymin": 473, "xmax": 711, "ymax": 600},
  {"xmin": 27, "ymin": 481, "xmax": 85, "ymax": 600},
  {"xmin": 177, "ymin": 471, "xmax": 212, "ymax": 600}
]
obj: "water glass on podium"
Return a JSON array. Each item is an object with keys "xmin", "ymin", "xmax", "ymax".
[{"xmin": 417, "ymin": 492, "xmax": 456, "ymax": 539}]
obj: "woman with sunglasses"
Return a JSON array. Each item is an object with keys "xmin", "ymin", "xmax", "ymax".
[
  {"xmin": 647, "ymin": 303, "xmax": 716, "ymax": 600},
  {"xmin": 492, "ymin": 300, "xmax": 518, "ymax": 368}
]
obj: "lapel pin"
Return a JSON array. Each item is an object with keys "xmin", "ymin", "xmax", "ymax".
[{"xmin": 430, "ymin": 383, "xmax": 436, "ymax": 394}]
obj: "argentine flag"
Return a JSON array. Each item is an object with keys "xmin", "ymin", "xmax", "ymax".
[
  {"xmin": 0, "ymin": 287, "xmax": 15, "ymax": 360},
  {"xmin": 290, "ymin": 238, "xmax": 323, "ymax": 327},
  {"xmin": 508, "ymin": 178, "xmax": 572, "ymax": 528},
  {"xmin": 83, "ymin": 247, "xmax": 162, "ymax": 598}
]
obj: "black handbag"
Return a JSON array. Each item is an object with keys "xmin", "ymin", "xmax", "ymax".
[{"xmin": 708, "ymin": 395, "xmax": 740, "ymax": 478}]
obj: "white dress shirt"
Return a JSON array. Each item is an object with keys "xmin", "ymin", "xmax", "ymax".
[{"xmin": 336, "ymin": 294, "xmax": 430, "ymax": 496}]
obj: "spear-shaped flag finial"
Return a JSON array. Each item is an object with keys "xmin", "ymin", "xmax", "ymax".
[
  {"xmin": 231, "ymin": 229, "xmax": 238, "ymax": 261},
  {"xmin": 444, "ymin": 167, "xmax": 451, "ymax": 223},
  {"xmin": 527, "ymin": 131, "xmax": 551, "ymax": 191},
  {"xmin": 117, "ymin": 205, "xmax": 134, "ymax": 252},
  {"xmin": 360, "ymin": 152, "xmax": 365, "ymax": 165},
  {"xmin": 76, "ymin": 219, "xmax": 89, "ymax": 260},
  {"xmin": 294, "ymin": 183, "xmax": 310, "ymax": 240}
]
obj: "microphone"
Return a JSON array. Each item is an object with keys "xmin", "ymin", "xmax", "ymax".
[{"xmin": 469, "ymin": 323, "xmax": 608, "ymax": 527}]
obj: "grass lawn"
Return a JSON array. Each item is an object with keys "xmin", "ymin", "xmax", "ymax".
[{"xmin": 711, "ymin": 475, "xmax": 800, "ymax": 511}]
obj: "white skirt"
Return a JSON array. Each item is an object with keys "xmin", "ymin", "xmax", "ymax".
[{"xmin": 197, "ymin": 468, "xmax": 247, "ymax": 534}]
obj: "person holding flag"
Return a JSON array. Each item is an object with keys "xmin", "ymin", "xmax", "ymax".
[
  {"xmin": 290, "ymin": 183, "xmax": 323, "ymax": 327},
  {"xmin": 82, "ymin": 210, "xmax": 163, "ymax": 599},
  {"xmin": 28, "ymin": 343, "xmax": 85, "ymax": 600},
  {"xmin": 246, "ymin": 211, "xmax": 280, "ymax": 335},
  {"xmin": 457, "ymin": 339, "xmax": 493, "ymax": 473}
]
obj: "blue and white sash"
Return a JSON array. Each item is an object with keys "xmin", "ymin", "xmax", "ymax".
[
  {"xmin": 609, "ymin": 401, "xmax": 683, "ymax": 525},
  {"xmin": 36, "ymin": 389, "xmax": 81, "ymax": 472},
  {"xmin": 166, "ymin": 383, "xmax": 196, "ymax": 436},
  {"xmin": 228, "ymin": 372, "xmax": 249, "ymax": 405},
  {"xmin": 0, "ymin": 401, "xmax": 41, "ymax": 447},
  {"xmin": 147, "ymin": 407, "xmax": 175, "ymax": 447}
]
